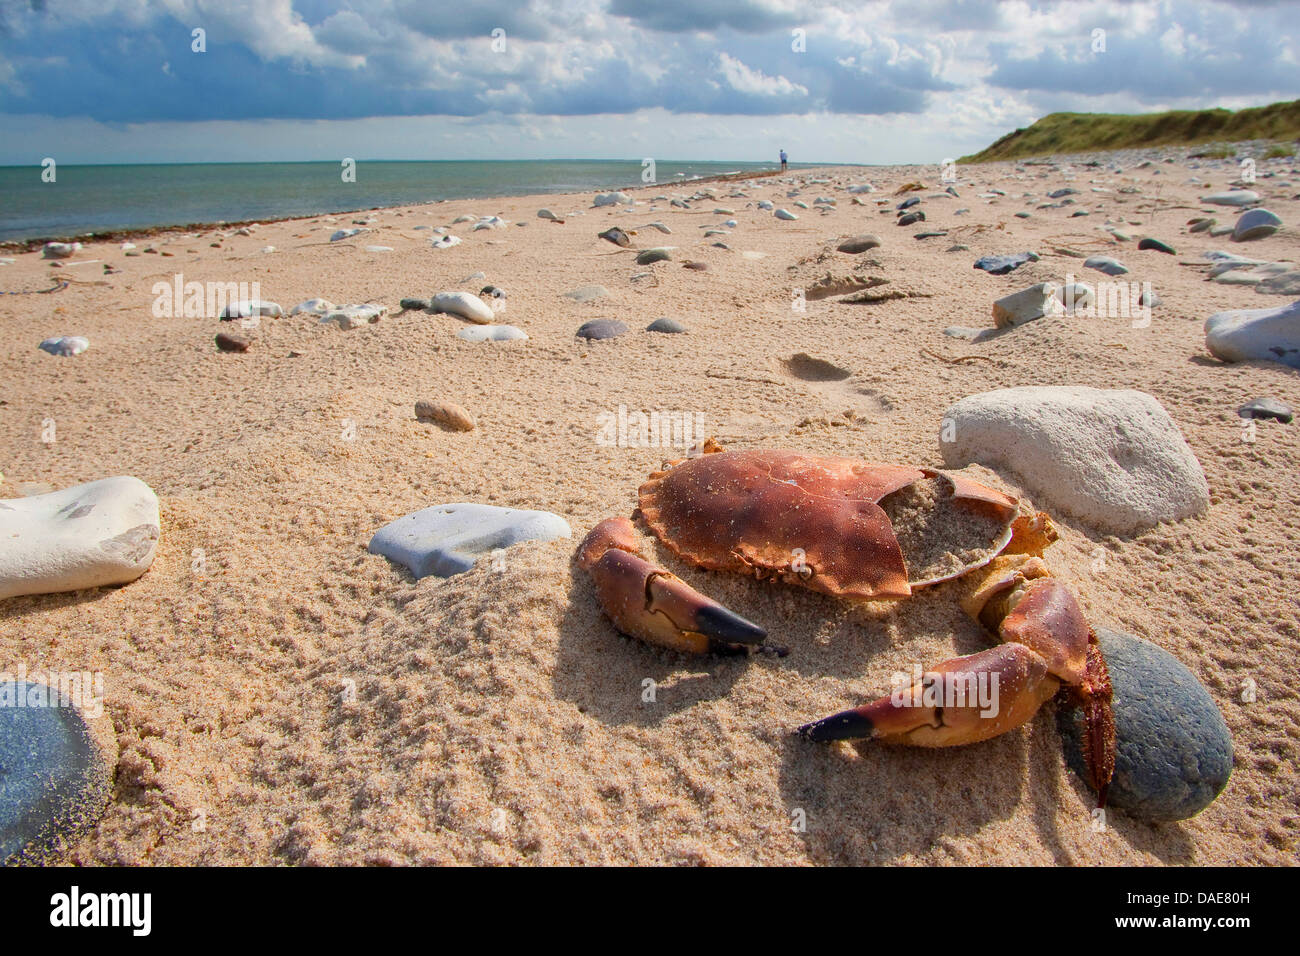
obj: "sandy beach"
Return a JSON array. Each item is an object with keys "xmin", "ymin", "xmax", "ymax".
[{"xmin": 2, "ymin": 151, "xmax": 1297, "ymax": 866}]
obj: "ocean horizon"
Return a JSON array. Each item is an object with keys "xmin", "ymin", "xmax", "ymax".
[{"xmin": 0, "ymin": 158, "xmax": 848, "ymax": 242}]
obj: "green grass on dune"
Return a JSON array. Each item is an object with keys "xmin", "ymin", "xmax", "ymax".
[{"xmin": 959, "ymin": 98, "xmax": 1300, "ymax": 163}]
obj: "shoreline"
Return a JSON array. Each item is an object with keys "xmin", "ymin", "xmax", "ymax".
[{"xmin": 1, "ymin": 164, "xmax": 840, "ymax": 251}]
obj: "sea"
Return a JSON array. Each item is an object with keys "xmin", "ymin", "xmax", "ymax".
[{"xmin": 0, "ymin": 159, "xmax": 822, "ymax": 242}]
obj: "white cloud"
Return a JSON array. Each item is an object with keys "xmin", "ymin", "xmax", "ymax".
[{"xmin": 716, "ymin": 52, "xmax": 808, "ymax": 96}]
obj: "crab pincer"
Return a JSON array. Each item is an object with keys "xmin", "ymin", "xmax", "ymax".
[
  {"xmin": 577, "ymin": 517, "xmax": 785, "ymax": 656},
  {"xmin": 799, "ymin": 552, "xmax": 1116, "ymax": 807}
]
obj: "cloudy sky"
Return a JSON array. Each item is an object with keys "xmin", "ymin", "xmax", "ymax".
[{"xmin": 0, "ymin": 0, "xmax": 1295, "ymax": 166}]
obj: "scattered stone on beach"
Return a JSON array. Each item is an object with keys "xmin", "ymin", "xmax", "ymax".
[
  {"xmin": 399, "ymin": 297, "xmax": 430, "ymax": 311},
  {"xmin": 774, "ymin": 209, "xmax": 798, "ymax": 221},
  {"xmin": 457, "ymin": 325, "xmax": 528, "ymax": 342},
  {"xmin": 973, "ymin": 252, "xmax": 1036, "ymax": 275},
  {"xmin": 990, "ymin": 282, "xmax": 1091, "ymax": 328},
  {"xmin": 319, "ymin": 304, "xmax": 386, "ymax": 329},
  {"xmin": 1047, "ymin": 188, "xmax": 1078, "ymax": 199},
  {"xmin": 537, "ymin": 209, "xmax": 562, "ymax": 222},
  {"xmin": 641, "ymin": 222, "xmax": 671, "ymax": 234},
  {"xmin": 992, "ymin": 284, "xmax": 1057, "ymax": 328},
  {"xmin": 1238, "ymin": 397, "xmax": 1293, "ymax": 423},
  {"xmin": 38, "ymin": 336, "xmax": 89, "ymax": 357},
  {"xmin": 757, "ymin": 200, "xmax": 774, "ymax": 210},
  {"xmin": 0, "ymin": 476, "xmax": 161, "ymax": 600},
  {"xmin": 897, "ymin": 211, "xmax": 926, "ymax": 226},
  {"xmin": 330, "ymin": 228, "xmax": 362, "ymax": 241},
  {"xmin": 215, "ymin": 331, "xmax": 251, "ymax": 352},
  {"xmin": 431, "ymin": 235, "xmax": 462, "ymax": 249},
  {"xmin": 914, "ymin": 230, "xmax": 948, "ymax": 239},
  {"xmin": 220, "ymin": 300, "xmax": 283, "ymax": 320},
  {"xmin": 41, "ymin": 242, "xmax": 81, "ymax": 259},
  {"xmin": 635, "ymin": 248, "xmax": 672, "ymax": 265},
  {"xmin": 1137, "ymin": 237, "xmax": 1176, "ymax": 254},
  {"xmin": 897, "ymin": 197, "xmax": 921, "ymax": 210},
  {"xmin": 1201, "ymin": 189, "xmax": 1259, "ymax": 207},
  {"xmin": 837, "ymin": 234, "xmax": 881, "ymax": 254},
  {"xmin": 594, "ymin": 192, "xmax": 631, "ymax": 207},
  {"xmin": 1058, "ymin": 628, "xmax": 1231, "ymax": 822},
  {"xmin": 576, "ymin": 319, "xmax": 628, "ymax": 340},
  {"xmin": 415, "ymin": 400, "xmax": 476, "ymax": 431},
  {"xmin": 1232, "ymin": 208, "xmax": 1282, "ymax": 242},
  {"xmin": 598, "ymin": 227, "xmax": 630, "ymax": 247},
  {"xmin": 1255, "ymin": 271, "xmax": 1300, "ymax": 295},
  {"xmin": 451, "ymin": 215, "xmax": 476, "ymax": 224},
  {"xmin": 1204, "ymin": 300, "xmax": 1300, "ymax": 368},
  {"xmin": 0, "ymin": 680, "xmax": 116, "ymax": 865},
  {"xmin": 1189, "ymin": 217, "xmax": 1215, "ymax": 233},
  {"xmin": 472, "ymin": 216, "xmax": 509, "ymax": 231},
  {"xmin": 940, "ymin": 386, "xmax": 1209, "ymax": 534},
  {"xmin": 368, "ymin": 503, "xmax": 571, "ymax": 579},
  {"xmin": 291, "ymin": 298, "xmax": 335, "ymax": 316},
  {"xmin": 363, "ymin": 245, "xmax": 393, "ymax": 253},
  {"xmin": 1084, "ymin": 255, "xmax": 1128, "ymax": 276},
  {"xmin": 563, "ymin": 285, "xmax": 609, "ymax": 303},
  {"xmin": 646, "ymin": 317, "xmax": 687, "ymax": 333},
  {"xmin": 682, "ymin": 261, "xmax": 708, "ymax": 271},
  {"xmin": 431, "ymin": 291, "xmax": 494, "ymax": 324}
]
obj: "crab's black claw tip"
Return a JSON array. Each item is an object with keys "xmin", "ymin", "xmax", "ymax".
[
  {"xmin": 694, "ymin": 603, "xmax": 767, "ymax": 648},
  {"xmin": 797, "ymin": 708, "xmax": 875, "ymax": 743}
]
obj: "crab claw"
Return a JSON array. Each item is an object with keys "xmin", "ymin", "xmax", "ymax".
[
  {"xmin": 796, "ymin": 642, "xmax": 1059, "ymax": 745},
  {"xmin": 578, "ymin": 518, "xmax": 781, "ymax": 655}
]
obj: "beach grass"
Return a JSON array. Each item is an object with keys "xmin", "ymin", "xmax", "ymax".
[{"xmin": 959, "ymin": 98, "xmax": 1300, "ymax": 163}]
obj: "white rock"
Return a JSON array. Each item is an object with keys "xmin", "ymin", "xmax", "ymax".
[
  {"xmin": 1201, "ymin": 190, "xmax": 1259, "ymax": 207},
  {"xmin": 472, "ymin": 216, "xmax": 509, "ymax": 231},
  {"xmin": 593, "ymin": 192, "xmax": 632, "ymax": 207},
  {"xmin": 42, "ymin": 242, "xmax": 81, "ymax": 259},
  {"xmin": 431, "ymin": 290, "xmax": 494, "ymax": 324},
  {"xmin": 368, "ymin": 503, "xmax": 570, "ymax": 579},
  {"xmin": 319, "ymin": 304, "xmax": 386, "ymax": 330},
  {"xmin": 0, "ymin": 477, "xmax": 160, "ymax": 600},
  {"xmin": 457, "ymin": 325, "xmax": 528, "ymax": 342},
  {"xmin": 290, "ymin": 298, "xmax": 336, "ymax": 315},
  {"xmin": 220, "ymin": 300, "xmax": 282, "ymax": 319},
  {"xmin": 1204, "ymin": 300, "xmax": 1300, "ymax": 368},
  {"xmin": 940, "ymin": 387, "xmax": 1209, "ymax": 534},
  {"xmin": 330, "ymin": 228, "xmax": 362, "ymax": 241},
  {"xmin": 431, "ymin": 235, "xmax": 462, "ymax": 249},
  {"xmin": 363, "ymin": 245, "xmax": 393, "ymax": 252},
  {"xmin": 774, "ymin": 208, "xmax": 798, "ymax": 220},
  {"xmin": 38, "ymin": 336, "xmax": 89, "ymax": 357}
]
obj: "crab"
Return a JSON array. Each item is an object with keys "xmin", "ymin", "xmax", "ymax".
[{"xmin": 576, "ymin": 440, "xmax": 1116, "ymax": 806}]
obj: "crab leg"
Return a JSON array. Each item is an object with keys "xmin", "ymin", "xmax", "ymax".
[
  {"xmin": 577, "ymin": 517, "xmax": 783, "ymax": 655},
  {"xmin": 798, "ymin": 552, "xmax": 1115, "ymax": 806}
]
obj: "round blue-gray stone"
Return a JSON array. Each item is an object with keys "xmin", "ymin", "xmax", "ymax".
[
  {"xmin": 1, "ymin": 681, "xmax": 115, "ymax": 864},
  {"xmin": 1058, "ymin": 629, "xmax": 1232, "ymax": 823}
]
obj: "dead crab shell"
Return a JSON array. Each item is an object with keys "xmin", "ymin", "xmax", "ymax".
[{"xmin": 637, "ymin": 448, "xmax": 1020, "ymax": 600}]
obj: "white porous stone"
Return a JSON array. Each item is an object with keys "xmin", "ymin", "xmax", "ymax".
[
  {"xmin": 940, "ymin": 387, "xmax": 1209, "ymax": 534},
  {"xmin": 0, "ymin": 477, "xmax": 160, "ymax": 600}
]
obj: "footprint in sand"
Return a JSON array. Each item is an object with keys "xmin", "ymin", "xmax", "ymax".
[{"xmin": 777, "ymin": 353, "xmax": 895, "ymax": 416}]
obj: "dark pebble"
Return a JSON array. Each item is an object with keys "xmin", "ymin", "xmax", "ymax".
[
  {"xmin": 1138, "ymin": 237, "xmax": 1176, "ymax": 254},
  {"xmin": 1, "ymin": 682, "xmax": 116, "ymax": 864},
  {"xmin": 576, "ymin": 319, "xmax": 628, "ymax": 340},
  {"xmin": 1237, "ymin": 397, "xmax": 1293, "ymax": 423},
  {"xmin": 215, "ymin": 332, "xmax": 251, "ymax": 352},
  {"xmin": 1058, "ymin": 629, "xmax": 1232, "ymax": 822}
]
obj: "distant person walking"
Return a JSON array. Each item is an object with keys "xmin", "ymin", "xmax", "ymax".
[{"xmin": 779, "ymin": 149, "xmax": 788, "ymax": 172}]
